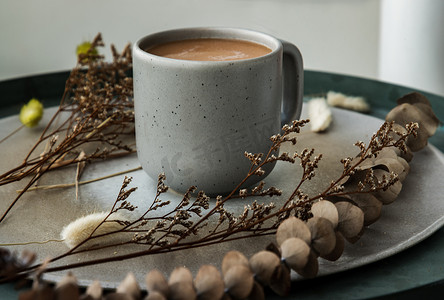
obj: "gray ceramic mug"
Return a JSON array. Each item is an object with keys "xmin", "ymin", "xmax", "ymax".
[{"xmin": 133, "ymin": 27, "xmax": 303, "ymax": 195}]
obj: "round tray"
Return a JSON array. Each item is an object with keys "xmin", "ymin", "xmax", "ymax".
[
  {"xmin": 1, "ymin": 105, "xmax": 444, "ymax": 290},
  {"xmin": 1, "ymin": 70, "xmax": 444, "ymax": 299}
]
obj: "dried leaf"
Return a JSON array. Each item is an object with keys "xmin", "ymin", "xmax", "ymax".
[
  {"xmin": 145, "ymin": 269, "xmax": 169, "ymax": 297},
  {"xmin": 194, "ymin": 265, "xmax": 224, "ymax": 300},
  {"xmin": 221, "ymin": 251, "xmax": 249, "ymax": 276},
  {"xmin": 311, "ymin": 200, "xmax": 339, "ymax": 228},
  {"xmin": 116, "ymin": 273, "xmax": 140, "ymax": 299},
  {"xmin": 280, "ymin": 237, "xmax": 310, "ymax": 270},
  {"xmin": 249, "ymin": 250, "xmax": 281, "ymax": 286},
  {"xmin": 223, "ymin": 265, "xmax": 254, "ymax": 299},
  {"xmin": 276, "ymin": 216, "xmax": 311, "ymax": 246},
  {"xmin": 306, "ymin": 217, "xmax": 337, "ymax": 256},
  {"xmin": 348, "ymin": 193, "xmax": 383, "ymax": 226},
  {"xmin": 335, "ymin": 202, "xmax": 364, "ymax": 240},
  {"xmin": 321, "ymin": 231, "xmax": 345, "ymax": 261}
]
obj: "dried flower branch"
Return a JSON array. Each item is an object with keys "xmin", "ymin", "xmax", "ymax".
[{"xmin": 0, "ymin": 33, "xmax": 135, "ymax": 223}]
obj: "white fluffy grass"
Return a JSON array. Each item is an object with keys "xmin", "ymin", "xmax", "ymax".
[
  {"xmin": 60, "ymin": 212, "xmax": 128, "ymax": 249},
  {"xmin": 308, "ymin": 97, "xmax": 332, "ymax": 132},
  {"xmin": 327, "ymin": 91, "xmax": 370, "ymax": 112}
]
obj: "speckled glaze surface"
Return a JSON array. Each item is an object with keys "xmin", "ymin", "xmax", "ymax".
[{"xmin": 133, "ymin": 27, "xmax": 303, "ymax": 195}]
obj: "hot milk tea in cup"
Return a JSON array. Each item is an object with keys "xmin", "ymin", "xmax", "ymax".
[{"xmin": 133, "ymin": 27, "xmax": 303, "ymax": 195}]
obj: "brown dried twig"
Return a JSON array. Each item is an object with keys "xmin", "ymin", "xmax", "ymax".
[{"xmin": 0, "ymin": 33, "xmax": 135, "ymax": 223}]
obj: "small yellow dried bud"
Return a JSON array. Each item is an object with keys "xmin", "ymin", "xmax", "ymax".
[
  {"xmin": 76, "ymin": 41, "xmax": 98, "ymax": 62},
  {"xmin": 19, "ymin": 98, "xmax": 43, "ymax": 127}
]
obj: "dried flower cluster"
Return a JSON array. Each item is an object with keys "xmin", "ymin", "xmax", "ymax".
[
  {"xmin": 0, "ymin": 34, "xmax": 135, "ymax": 223},
  {"xmin": 0, "ymin": 34, "xmax": 440, "ymax": 299}
]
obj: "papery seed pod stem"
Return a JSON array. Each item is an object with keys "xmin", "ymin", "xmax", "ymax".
[
  {"xmin": 169, "ymin": 267, "xmax": 193, "ymax": 285},
  {"xmin": 348, "ymin": 193, "xmax": 382, "ymax": 226},
  {"xmin": 194, "ymin": 265, "xmax": 224, "ymax": 300},
  {"xmin": 295, "ymin": 250, "xmax": 319, "ymax": 278},
  {"xmin": 311, "ymin": 200, "xmax": 339, "ymax": 228},
  {"xmin": 145, "ymin": 270, "xmax": 169, "ymax": 297},
  {"xmin": 306, "ymin": 217, "xmax": 337, "ymax": 256},
  {"xmin": 84, "ymin": 280, "xmax": 102, "ymax": 300},
  {"xmin": 276, "ymin": 216, "xmax": 311, "ymax": 246},
  {"xmin": 246, "ymin": 281, "xmax": 265, "ymax": 300},
  {"xmin": 168, "ymin": 281, "xmax": 196, "ymax": 300},
  {"xmin": 168, "ymin": 267, "xmax": 196, "ymax": 300},
  {"xmin": 223, "ymin": 265, "xmax": 254, "ymax": 300},
  {"xmin": 221, "ymin": 251, "xmax": 249, "ymax": 276},
  {"xmin": 55, "ymin": 272, "xmax": 79, "ymax": 300},
  {"xmin": 372, "ymin": 169, "xmax": 402, "ymax": 204},
  {"xmin": 321, "ymin": 231, "xmax": 345, "ymax": 261},
  {"xmin": 335, "ymin": 202, "xmax": 364, "ymax": 240},
  {"xmin": 249, "ymin": 250, "xmax": 280, "ymax": 286},
  {"xmin": 145, "ymin": 290, "xmax": 167, "ymax": 300},
  {"xmin": 269, "ymin": 263, "xmax": 291, "ymax": 296},
  {"xmin": 116, "ymin": 272, "xmax": 141, "ymax": 299},
  {"xmin": 280, "ymin": 237, "xmax": 310, "ymax": 271}
]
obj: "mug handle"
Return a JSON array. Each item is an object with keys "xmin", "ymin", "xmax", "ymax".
[{"xmin": 280, "ymin": 40, "xmax": 304, "ymax": 126}]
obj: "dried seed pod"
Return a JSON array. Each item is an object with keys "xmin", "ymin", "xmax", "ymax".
[
  {"xmin": 194, "ymin": 265, "xmax": 224, "ymax": 300},
  {"xmin": 280, "ymin": 237, "xmax": 310, "ymax": 270},
  {"xmin": 348, "ymin": 193, "xmax": 383, "ymax": 226},
  {"xmin": 55, "ymin": 272, "xmax": 79, "ymax": 300},
  {"xmin": 269, "ymin": 264, "xmax": 291, "ymax": 296},
  {"xmin": 328, "ymin": 193, "xmax": 381, "ymax": 227},
  {"xmin": 295, "ymin": 250, "xmax": 319, "ymax": 279},
  {"xmin": 396, "ymin": 156, "xmax": 410, "ymax": 176},
  {"xmin": 341, "ymin": 167, "xmax": 402, "ymax": 205},
  {"xmin": 145, "ymin": 290, "xmax": 167, "ymax": 300},
  {"xmin": 249, "ymin": 250, "xmax": 281, "ymax": 286},
  {"xmin": 335, "ymin": 202, "xmax": 364, "ymax": 240},
  {"xmin": 20, "ymin": 284, "xmax": 55, "ymax": 300},
  {"xmin": 356, "ymin": 147, "xmax": 409, "ymax": 182},
  {"xmin": 276, "ymin": 216, "xmax": 311, "ymax": 246},
  {"xmin": 84, "ymin": 280, "xmax": 102, "ymax": 300},
  {"xmin": 116, "ymin": 273, "xmax": 141, "ymax": 299},
  {"xmin": 399, "ymin": 145, "xmax": 414, "ymax": 162},
  {"xmin": 377, "ymin": 147, "xmax": 399, "ymax": 159},
  {"xmin": 306, "ymin": 217, "xmax": 337, "ymax": 256},
  {"xmin": 311, "ymin": 200, "xmax": 339, "ymax": 228},
  {"xmin": 373, "ymin": 157, "xmax": 408, "ymax": 182},
  {"xmin": 105, "ymin": 293, "xmax": 133, "ymax": 300},
  {"xmin": 386, "ymin": 102, "xmax": 438, "ymax": 152},
  {"xmin": 221, "ymin": 250, "xmax": 249, "ymax": 276},
  {"xmin": 56, "ymin": 271, "xmax": 77, "ymax": 287},
  {"xmin": 265, "ymin": 242, "xmax": 282, "ymax": 258},
  {"xmin": 223, "ymin": 265, "xmax": 254, "ymax": 299},
  {"xmin": 321, "ymin": 231, "xmax": 345, "ymax": 261},
  {"xmin": 169, "ymin": 267, "xmax": 193, "ymax": 285},
  {"xmin": 145, "ymin": 269, "xmax": 169, "ymax": 297},
  {"xmin": 246, "ymin": 281, "xmax": 265, "ymax": 300},
  {"xmin": 221, "ymin": 293, "xmax": 232, "ymax": 300},
  {"xmin": 169, "ymin": 267, "xmax": 196, "ymax": 300},
  {"xmin": 372, "ymin": 169, "xmax": 402, "ymax": 204},
  {"xmin": 168, "ymin": 281, "xmax": 197, "ymax": 300},
  {"xmin": 397, "ymin": 92, "xmax": 439, "ymax": 125},
  {"xmin": 387, "ymin": 123, "xmax": 414, "ymax": 162}
]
